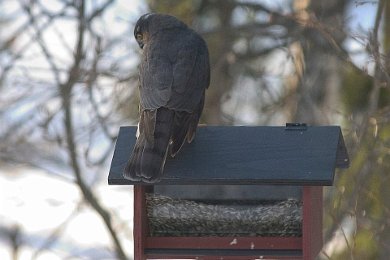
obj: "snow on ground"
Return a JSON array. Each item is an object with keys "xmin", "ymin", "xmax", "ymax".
[{"xmin": 0, "ymin": 167, "xmax": 134, "ymax": 259}]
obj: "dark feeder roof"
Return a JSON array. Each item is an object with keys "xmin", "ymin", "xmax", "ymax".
[{"xmin": 108, "ymin": 124, "xmax": 349, "ymax": 186}]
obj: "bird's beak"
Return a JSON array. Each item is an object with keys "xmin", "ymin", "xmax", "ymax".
[{"xmin": 139, "ymin": 43, "xmax": 144, "ymax": 49}]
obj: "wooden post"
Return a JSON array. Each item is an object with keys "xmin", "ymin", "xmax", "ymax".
[
  {"xmin": 303, "ymin": 186, "xmax": 323, "ymax": 260},
  {"xmin": 134, "ymin": 185, "xmax": 147, "ymax": 260}
]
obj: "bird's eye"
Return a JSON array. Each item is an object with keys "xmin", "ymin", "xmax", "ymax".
[{"xmin": 136, "ymin": 33, "xmax": 143, "ymax": 41}]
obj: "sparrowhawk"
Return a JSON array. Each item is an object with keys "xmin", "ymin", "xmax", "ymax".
[{"xmin": 123, "ymin": 13, "xmax": 210, "ymax": 183}]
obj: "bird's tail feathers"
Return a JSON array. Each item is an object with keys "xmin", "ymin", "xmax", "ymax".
[
  {"xmin": 170, "ymin": 111, "xmax": 193, "ymax": 157},
  {"xmin": 123, "ymin": 108, "xmax": 174, "ymax": 183}
]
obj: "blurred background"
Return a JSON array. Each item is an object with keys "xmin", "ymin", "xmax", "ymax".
[{"xmin": 0, "ymin": 0, "xmax": 389, "ymax": 259}]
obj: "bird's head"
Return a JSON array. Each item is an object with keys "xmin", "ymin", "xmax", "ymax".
[{"xmin": 134, "ymin": 13, "xmax": 187, "ymax": 49}]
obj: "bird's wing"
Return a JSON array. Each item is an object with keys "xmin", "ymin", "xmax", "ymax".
[
  {"xmin": 168, "ymin": 35, "xmax": 210, "ymax": 156},
  {"xmin": 167, "ymin": 35, "xmax": 210, "ymax": 111},
  {"xmin": 139, "ymin": 48, "xmax": 173, "ymax": 110}
]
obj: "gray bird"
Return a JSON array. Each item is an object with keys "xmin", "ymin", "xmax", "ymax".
[{"xmin": 123, "ymin": 13, "xmax": 210, "ymax": 183}]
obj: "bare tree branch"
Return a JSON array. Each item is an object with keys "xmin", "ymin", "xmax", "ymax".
[{"xmin": 58, "ymin": 1, "xmax": 128, "ymax": 259}]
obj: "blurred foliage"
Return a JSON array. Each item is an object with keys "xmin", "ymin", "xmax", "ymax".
[
  {"xmin": 330, "ymin": 115, "xmax": 390, "ymax": 259},
  {"xmin": 342, "ymin": 65, "xmax": 373, "ymax": 113},
  {"xmin": 147, "ymin": 0, "xmax": 199, "ymax": 24},
  {"xmin": 327, "ymin": 2, "xmax": 390, "ymax": 257},
  {"xmin": 342, "ymin": 65, "xmax": 390, "ymax": 113}
]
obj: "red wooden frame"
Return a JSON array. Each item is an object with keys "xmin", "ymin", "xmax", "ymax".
[
  {"xmin": 146, "ymin": 237, "xmax": 301, "ymax": 250},
  {"xmin": 133, "ymin": 185, "xmax": 148, "ymax": 260},
  {"xmin": 303, "ymin": 186, "xmax": 323, "ymax": 260},
  {"xmin": 133, "ymin": 185, "xmax": 323, "ymax": 260},
  {"xmin": 145, "ymin": 254, "xmax": 303, "ymax": 259}
]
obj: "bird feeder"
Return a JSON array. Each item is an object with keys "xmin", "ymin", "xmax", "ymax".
[{"xmin": 108, "ymin": 124, "xmax": 349, "ymax": 260}]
